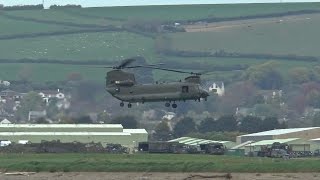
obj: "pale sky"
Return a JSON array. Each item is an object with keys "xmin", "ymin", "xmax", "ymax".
[{"xmin": 0, "ymin": 0, "xmax": 319, "ymax": 8}]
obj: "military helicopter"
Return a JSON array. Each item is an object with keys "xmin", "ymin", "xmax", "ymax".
[{"xmin": 104, "ymin": 58, "xmax": 211, "ymax": 108}]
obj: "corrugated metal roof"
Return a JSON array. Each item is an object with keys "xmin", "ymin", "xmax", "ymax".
[
  {"xmin": 168, "ymin": 137, "xmax": 230, "ymax": 145},
  {"xmin": 168, "ymin": 137, "xmax": 189, "ymax": 142},
  {"xmin": 0, "ymin": 124, "xmax": 123, "ymax": 128},
  {"xmin": 240, "ymin": 127, "xmax": 320, "ymax": 137},
  {"xmin": 231, "ymin": 141, "xmax": 254, "ymax": 149},
  {"xmin": 0, "ymin": 132, "xmax": 131, "ymax": 136},
  {"xmin": 123, "ymin": 129, "xmax": 148, "ymax": 134},
  {"xmin": 245, "ymin": 138, "xmax": 300, "ymax": 146}
]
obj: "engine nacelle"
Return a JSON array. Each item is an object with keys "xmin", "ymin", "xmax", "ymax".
[{"xmin": 115, "ymin": 80, "xmax": 135, "ymax": 86}]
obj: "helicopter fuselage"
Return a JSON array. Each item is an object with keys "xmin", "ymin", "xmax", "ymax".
[{"xmin": 106, "ymin": 82, "xmax": 209, "ymax": 103}]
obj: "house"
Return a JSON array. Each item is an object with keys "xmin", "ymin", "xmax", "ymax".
[
  {"xmin": 38, "ymin": 89, "xmax": 65, "ymax": 101},
  {"xmin": 258, "ymin": 90, "xmax": 283, "ymax": 103},
  {"xmin": 28, "ymin": 110, "xmax": 46, "ymax": 121},
  {"xmin": 0, "ymin": 90, "xmax": 22, "ymax": 101},
  {"xmin": 37, "ymin": 89, "xmax": 68, "ymax": 106},
  {"xmin": 56, "ymin": 98, "xmax": 70, "ymax": 110},
  {"xmin": 203, "ymin": 82, "xmax": 225, "ymax": 96},
  {"xmin": 0, "ymin": 118, "xmax": 11, "ymax": 124},
  {"xmin": 0, "ymin": 80, "xmax": 10, "ymax": 86}
]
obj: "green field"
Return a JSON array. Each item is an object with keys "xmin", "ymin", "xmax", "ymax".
[
  {"xmin": 0, "ymin": 32, "xmax": 154, "ymax": 60},
  {"xmin": 37, "ymin": 3, "xmax": 320, "ymax": 21},
  {"xmin": 0, "ymin": 16, "xmax": 82, "ymax": 36},
  {"xmin": 3, "ymin": 10, "xmax": 123, "ymax": 26},
  {"xmin": 0, "ymin": 153, "xmax": 320, "ymax": 172},
  {"xmin": 1, "ymin": 3, "xmax": 320, "ymax": 82},
  {"xmin": 170, "ymin": 15, "xmax": 320, "ymax": 56}
]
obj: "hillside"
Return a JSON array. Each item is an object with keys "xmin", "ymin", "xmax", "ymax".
[{"xmin": 0, "ymin": 3, "xmax": 320, "ymax": 82}]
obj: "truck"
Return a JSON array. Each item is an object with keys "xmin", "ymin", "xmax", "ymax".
[
  {"xmin": 200, "ymin": 143, "xmax": 226, "ymax": 155},
  {"xmin": 258, "ymin": 142, "xmax": 291, "ymax": 158}
]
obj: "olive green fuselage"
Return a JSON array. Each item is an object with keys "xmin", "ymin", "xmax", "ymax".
[{"xmin": 106, "ymin": 82, "xmax": 209, "ymax": 103}]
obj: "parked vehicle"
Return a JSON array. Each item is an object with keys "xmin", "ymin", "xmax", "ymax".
[
  {"xmin": 0, "ymin": 140, "xmax": 11, "ymax": 147},
  {"xmin": 200, "ymin": 143, "xmax": 226, "ymax": 155}
]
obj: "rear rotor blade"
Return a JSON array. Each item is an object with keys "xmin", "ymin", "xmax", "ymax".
[
  {"xmin": 117, "ymin": 58, "xmax": 136, "ymax": 69},
  {"xmin": 125, "ymin": 63, "xmax": 165, "ymax": 69}
]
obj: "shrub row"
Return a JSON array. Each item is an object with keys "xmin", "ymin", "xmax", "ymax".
[{"xmin": 0, "ymin": 27, "xmax": 122, "ymax": 40}]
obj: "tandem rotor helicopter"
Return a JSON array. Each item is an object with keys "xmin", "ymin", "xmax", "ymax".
[{"xmin": 104, "ymin": 57, "xmax": 214, "ymax": 108}]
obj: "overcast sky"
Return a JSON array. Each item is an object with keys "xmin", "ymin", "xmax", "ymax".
[{"xmin": 0, "ymin": 0, "xmax": 319, "ymax": 8}]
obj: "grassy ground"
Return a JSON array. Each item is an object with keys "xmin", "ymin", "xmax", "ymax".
[
  {"xmin": 0, "ymin": 153, "xmax": 320, "ymax": 172},
  {"xmin": 1, "ymin": 3, "xmax": 320, "ymax": 82}
]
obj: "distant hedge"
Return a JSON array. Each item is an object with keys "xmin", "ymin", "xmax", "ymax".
[{"xmin": 0, "ymin": 4, "xmax": 44, "ymax": 11}]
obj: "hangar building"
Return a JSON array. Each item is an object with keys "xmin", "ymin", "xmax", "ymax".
[
  {"xmin": 0, "ymin": 124, "xmax": 148, "ymax": 147},
  {"xmin": 237, "ymin": 127, "xmax": 320, "ymax": 144},
  {"xmin": 168, "ymin": 137, "xmax": 236, "ymax": 149},
  {"xmin": 244, "ymin": 138, "xmax": 320, "ymax": 154}
]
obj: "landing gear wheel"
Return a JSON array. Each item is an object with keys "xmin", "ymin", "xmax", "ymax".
[
  {"xmin": 120, "ymin": 102, "xmax": 124, "ymax": 107},
  {"xmin": 172, "ymin": 103, "xmax": 177, "ymax": 108},
  {"xmin": 165, "ymin": 102, "xmax": 170, "ymax": 107},
  {"xmin": 128, "ymin": 103, "xmax": 132, "ymax": 108}
]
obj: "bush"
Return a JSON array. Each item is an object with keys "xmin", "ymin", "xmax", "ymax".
[{"xmin": 49, "ymin": 4, "xmax": 82, "ymax": 9}]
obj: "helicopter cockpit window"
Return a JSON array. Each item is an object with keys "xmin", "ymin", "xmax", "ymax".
[{"xmin": 182, "ymin": 86, "xmax": 189, "ymax": 93}]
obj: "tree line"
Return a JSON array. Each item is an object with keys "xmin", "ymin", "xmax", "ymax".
[{"xmin": 153, "ymin": 115, "xmax": 286, "ymax": 141}]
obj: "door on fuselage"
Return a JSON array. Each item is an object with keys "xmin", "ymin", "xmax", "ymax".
[{"xmin": 182, "ymin": 86, "xmax": 189, "ymax": 93}]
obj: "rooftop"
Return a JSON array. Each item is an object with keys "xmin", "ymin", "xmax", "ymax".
[
  {"xmin": 0, "ymin": 124, "xmax": 124, "ymax": 128},
  {"xmin": 240, "ymin": 127, "xmax": 320, "ymax": 137},
  {"xmin": 123, "ymin": 129, "xmax": 148, "ymax": 134},
  {"xmin": 168, "ymin": 137, "xmax": 230, "ymax": 146},
  {"xmin": 231, "ymin": 141, "xmax": 254, "ymax": 149},
  {"xmin": 245, "ymin": 138, "xmax": 300, "ymax": 146},
  {"xmin": 0, "ymin": 132, "xmax": 131, "ymax": 136}
]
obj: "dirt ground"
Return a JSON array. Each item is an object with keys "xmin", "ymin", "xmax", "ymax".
[{"xmin": 1, "ymin": 172, "xmax": 320, "ymax": 180}]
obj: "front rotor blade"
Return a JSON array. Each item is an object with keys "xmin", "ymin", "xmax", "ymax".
[{"xmin": 141, "ymin": 66, "xmax": 197, "ymax": 74}]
